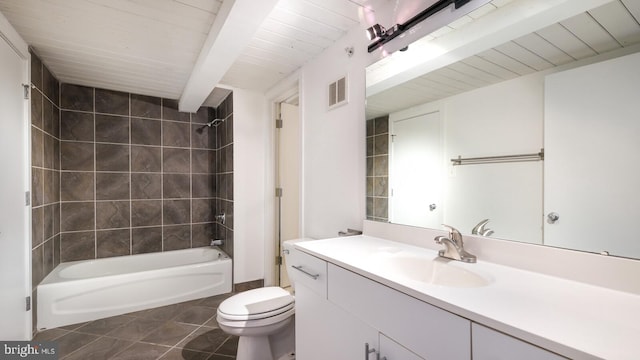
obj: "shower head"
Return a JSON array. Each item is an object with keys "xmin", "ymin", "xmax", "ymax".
[{"xmin": 195, "ymin": 118, "xmax": 225, "ymax": 134}]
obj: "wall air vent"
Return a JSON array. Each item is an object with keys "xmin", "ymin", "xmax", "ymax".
[{"xmin": 328, "ymin": 76, "xmax": 348, "ymax": 110}]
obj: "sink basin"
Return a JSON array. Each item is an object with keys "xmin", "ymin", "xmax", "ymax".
[{"xmin": 372, "ymin": 253, "xmax": 491, "ymax": 288}]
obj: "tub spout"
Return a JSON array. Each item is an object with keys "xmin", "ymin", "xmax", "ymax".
[{"xmin": 211, "ymin": 239, "xmax": 224, "ymax": 246}]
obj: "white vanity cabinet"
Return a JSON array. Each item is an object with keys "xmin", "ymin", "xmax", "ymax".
[
  {"xmin": 472, "ymin": 323, "xmax": 567, "ymax": 360},
  {"xmin": 292, "ymin": 234, "xmax": 639, "ymax": 359},
  {"xmin": 294, "ymin": 249, "xmax": 568, "ymax": 359},
  {"xmin": 296, "ymin": 282, "xmax": 378, "ymax": 359},
  {"xmin": 296, "ymin": 281, "xmax": 425, "ymax": 360},
  {"xmin": 379, "ymin": 334, "xmax": 424, "ymax": 360},
  {"xmin": 292, "ymin": 250, "xmax": 425, "ymax": 360},
  {"xmin": 327, "ymin": 264, "xmax": 470, "ymax": 359},
  {"xmin": 292, "ymin": 250, "xmax": 379, "ymax": 360}
]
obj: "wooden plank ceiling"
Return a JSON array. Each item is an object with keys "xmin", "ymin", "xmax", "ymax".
[
  {"xmin": 2, "ymin": 0, "xmax": 636, "ymax": 111},
  {"xmin": 0, "ymin": 0, "xmax": 365, "ymax": 106},
  {"xmin": 219, "ymin": 0, "xmax": 365, "ymax": 91},
  {"xmin": 0, "ymin": 0, "xmax": 223, "ymax": 100},
  {"xmin": 366, "ymin": 0, "xmax": 640, "ymax": 119}
]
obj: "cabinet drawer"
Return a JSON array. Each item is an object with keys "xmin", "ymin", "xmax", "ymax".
[
  {"xmin": 328, "ymin": 264, "xmax": 471, "ymax": 359},
  {"xmin": 289, "ymin": 250, "xmax": 327, "ymax": 298},
  {"xmin": 472, "ymin": 323, "xmax": 567, "ymax": 360},
  {"xmin": 380, "ymin": 334, "xmax": 424, "ymax": 360}
]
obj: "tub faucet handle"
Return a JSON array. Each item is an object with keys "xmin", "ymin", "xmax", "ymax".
[
  {"xmin": 215, "ymin": 213, "xmax": 226, "ymax": 225},
  {"xmin": 211, "ymin": 239, "xmax": 224, "ymax": 246}
]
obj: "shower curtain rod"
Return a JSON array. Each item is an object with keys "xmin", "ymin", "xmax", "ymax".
[{"xmin": 451, "ymin": 149, "xmax": 544, "ymax": 166}]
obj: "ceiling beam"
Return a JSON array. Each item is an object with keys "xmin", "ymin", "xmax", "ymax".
[{"xmin": 179, "ymin": 0, "xmax": 279, "ymax": 112}]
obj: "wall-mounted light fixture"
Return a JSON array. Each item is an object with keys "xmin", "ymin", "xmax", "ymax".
[
  {"xmin": 365, "ymin": 24, "xmax": 386, "ymax": 41},
  {"xmin": 366, "ymin": 0, "xmax": 477, "ymax": 53}
]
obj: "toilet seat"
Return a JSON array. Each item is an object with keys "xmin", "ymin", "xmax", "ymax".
[
  {"xmin": 217, "ymin": 287, "xmax": 294, "ymax": 322},
  {"xmin": 218, "ymin": 307, "xmax": 295, "ymax": 329},
  {"xmin": 215, "ymin": 241, "xmax": 313, "ymax": 360}
]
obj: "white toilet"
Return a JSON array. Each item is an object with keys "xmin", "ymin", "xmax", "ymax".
[{"xmin": 216, "ymin": 239, "xmax": 309, "ymax": 360}]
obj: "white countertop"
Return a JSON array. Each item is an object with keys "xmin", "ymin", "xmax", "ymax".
[{"xmin": 295, "ymin": 235, "xmax": 640, "ymax": 360}]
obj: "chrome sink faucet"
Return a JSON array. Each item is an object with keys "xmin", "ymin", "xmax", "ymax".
[{"xmin": 434, "ymin": 225, "xmax": 477, "ymax": 263}]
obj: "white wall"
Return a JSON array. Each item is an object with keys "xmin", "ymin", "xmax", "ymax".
[
  {"xmin": 299, "ymin": 27, "xmax": 372, "ymax": 239},
  {"xmin": 261, "ymin": 22, "xmax": 387, "ymax": 279},
  {"xmin": 233, "ymin": 88, "xmax": 269, "ymax": 283}
]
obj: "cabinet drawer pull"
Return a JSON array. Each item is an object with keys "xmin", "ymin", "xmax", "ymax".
[{"xmin": 292, "ymin": 265, "xmax": 320, "ymax": 280}]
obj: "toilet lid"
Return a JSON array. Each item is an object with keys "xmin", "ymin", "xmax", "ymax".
[{"xmin": 218, "ymin": 287, "xmax": 294, "ymax": 321}]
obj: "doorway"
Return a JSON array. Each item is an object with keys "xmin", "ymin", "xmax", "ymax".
[{"xmin": 276, "ymin": 101, "xmax": 301, "ymax": 289}]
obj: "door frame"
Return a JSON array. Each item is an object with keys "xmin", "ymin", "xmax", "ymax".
[
  {"xmin": 275, "ymin": 101, "xmax": 301, "ymax": 288},
  {"xmin": 264, "ymin": 74, "xmax": 301, "ymax": 287},
  {"xmin": 1, "ymin": 11, "xmax": 32, "ymax": 339}
]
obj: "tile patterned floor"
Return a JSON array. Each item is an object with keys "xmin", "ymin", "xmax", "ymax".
[{"xmin": 33, "ymin": 294, "xmax": 238, "ymax": 360}]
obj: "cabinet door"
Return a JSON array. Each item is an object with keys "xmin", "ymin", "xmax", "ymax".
[
  {"xmin": 472, "ymin": 323, "xmax": 566, "ymax": 360},
  {"xmin": 380, "ymin": 334, "xmax": 424, "ymax": 360},
  {"xmin": 296, "ymin": 283, "xmax": 378, "ymax": 360},
  {"xmin": 328, "ymin": 264, "xmax": 471, "ymax": 359}
]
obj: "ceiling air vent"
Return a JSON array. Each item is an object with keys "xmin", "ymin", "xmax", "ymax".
[{"xmin": 328, "ymin": 76, "xmax": 348, "ymax": 109}]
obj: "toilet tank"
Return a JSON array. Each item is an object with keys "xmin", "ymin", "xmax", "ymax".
[{"xmin": 282, "ymin": 238, "xmax": 314, "ymax": 291}]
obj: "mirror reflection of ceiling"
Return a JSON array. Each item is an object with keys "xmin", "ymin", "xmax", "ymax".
[{"xmin": 366, "ymin": 0, "xmax": 640, "ymax": 119}]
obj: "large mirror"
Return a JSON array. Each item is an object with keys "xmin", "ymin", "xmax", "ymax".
[{"xmin": 365, "ymin": 0, "xmax": 640, "ymax": 259}]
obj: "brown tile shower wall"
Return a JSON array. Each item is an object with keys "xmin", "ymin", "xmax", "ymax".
[
  {"xmin": 30, "ymin": 51, "xmax": 61, "ymax": 335},
  {"xmin": 366, "ymin": 115, "xmax": 389, "ymax": 222},
  {"xmin": 29, "ymin": 50, "xmax": 234, "ymax": 336},
  {"xmin": 57, "ymin": 84, "xmax": 232, "ymax": 262},
  {"xmin": 212, "ymin": 93, "xmax": 234, "ymax": 259}
]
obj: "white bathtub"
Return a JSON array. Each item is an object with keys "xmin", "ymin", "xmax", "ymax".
[{"xmin": 37, "ymin": 247, "xmax": 232, "ymax": 330}]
